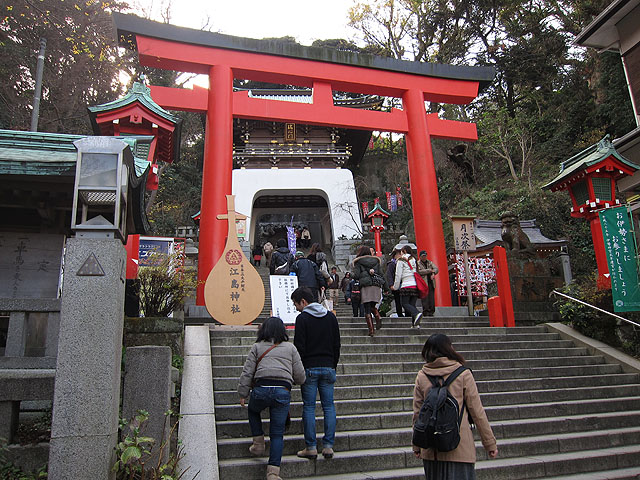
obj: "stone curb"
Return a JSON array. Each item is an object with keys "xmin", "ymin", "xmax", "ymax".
[
  {"xmin": 178, "ymin": 325, "xmax": 219, "ymax": 480},
  {"xmin": 544, "ymin": 322, "xmax": 640, "ymax": 374}
]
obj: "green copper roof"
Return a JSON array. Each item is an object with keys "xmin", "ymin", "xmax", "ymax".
[
  {"xmin": 367, "ymin": 203, "xmax": 390, "ymax": 217},
  {"xmin": 0, "ymin": 129, "xmax": 153, "ymax": 178},
  {"xmin": 88, "ymin": 81, "xmax": 180, "ymax": 124},
  {"xmin": 543, "ymin": 135, "xmax": 640, "ymax": 189}
]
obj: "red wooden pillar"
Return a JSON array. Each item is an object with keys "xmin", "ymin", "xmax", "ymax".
[
  {"xmin": 197, "ymin": 64, "xmax": 234, "ymax": 304},
  {"xmin": 373, "ymin": 228, "xmax": 383, "ymax": 257},
  {"xmin": 493, "ymin": 246, "xmax": 515, "ymax": 327},
  {"xmin": 402, "ymin": 89, "xmax": 451, "ymax": 307},
  {"xmin": 588, "ymin": 215, "xmax": 612, "ymax": 289},
  {"xmin": 124, "ymin": 234, "xmax": 140, "ymax": 279}
]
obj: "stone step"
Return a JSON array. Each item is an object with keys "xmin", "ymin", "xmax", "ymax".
[
  {"xmin": 213, "ymin": 373, "xmax": 640, "ymax": 404},
  {"xmin": 214, "ymin": 384, "xmax": 640, "ymax": 421},
  {"xmin": 218, "ymin": 442, "xmax": 640, "ymax": 479},
  {"xmin": 212, "ymin": 352, "xmax": 605, "ymax": 377},
  {"xmin": 212, "ymin": 362, "xmax": 621, "ymax": 391},
  {"xmin": 210, "ymin": 321, "xmax": 640, "ymax": 479},
  {"xmin": 211, "ymin": 342, "xmax": 583, "ymax": 365},
  {"xmin": 211, "ymin": 339, "xmax": 580, "ymax": 354},
  {"xmin": 210, "ymin": 329, "xmax": 561, "ymax": 343},
  {"xmin": 215, "ymin": 396, "xmax": 640, "ymax": 439},
  {"xmin": 543, "ymin": 466, "xmax": 640, "ymax": 479},
  {"xmin": 217, "ymin": 424, "xmax": 640, "ymax": 461},
  {"xmin": 208, "ymin": 325, "xmax": 548, "ymax": 338}
]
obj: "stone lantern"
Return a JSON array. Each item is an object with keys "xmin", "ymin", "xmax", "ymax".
[
  {"xmin": 366, "ymin": 202, "xmax": 390, "ymax": 257},
  {"xmin": 543, "ymin": 135, "xmax": 640, "ymax": 288},
  {"xmin": 71, "ymin": 137, "xmax": 133, "ymax": 243}
]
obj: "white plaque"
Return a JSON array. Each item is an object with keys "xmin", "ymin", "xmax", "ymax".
[{"xmin": 269, "ymin": 275, "xmax": 299, "ymax": 325}]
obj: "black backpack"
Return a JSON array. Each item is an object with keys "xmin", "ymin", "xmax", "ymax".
[
  {"xmin": 350, "ymin": 279, "xmax": 361, "ymax": 303},
  {"xmin": 412, "ymin": 366, "xmax": 468, "ymax": 452}
]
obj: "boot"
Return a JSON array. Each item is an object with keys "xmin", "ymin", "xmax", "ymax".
[
  {"xmin": 249, "ymin": 435, "xmax": 265, "ymax": 456},
  {"xmin": 365, "ymin": 314, "xmax": 375, "ymax": 336},
  {"xmin": 372, "ymin": 306, "xmax": 382, "ymax": 330},
  {"xmin": 266, "ymin": 464, "xmax": 282, "ymax": 480},
  {"xmin": 297, "ymin": 447, "xmax": 318, "ymax": 459}
]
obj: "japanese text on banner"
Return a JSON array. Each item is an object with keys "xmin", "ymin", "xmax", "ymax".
[{"xmin": 599, "ymin": 206, "xmax": 640, "ymax": 312}]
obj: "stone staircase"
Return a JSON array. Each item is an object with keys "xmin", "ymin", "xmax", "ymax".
[{"xmin": 208, "ymin": 314, "xmax": 640, "ymax": 479}]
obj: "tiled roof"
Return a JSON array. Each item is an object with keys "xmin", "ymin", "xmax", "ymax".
[{"xmin": 543, "ymin": 135, "xmax": 640, "ymax": 189}]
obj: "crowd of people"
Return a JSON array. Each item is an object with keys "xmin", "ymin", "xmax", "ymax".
[{"xmin": 237, "ymin": 243, "xmax": 497, "ymax": 480}]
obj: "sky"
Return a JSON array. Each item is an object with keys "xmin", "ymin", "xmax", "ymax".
[{"xmin": 130, "ymin": 0, "xmax": 360, "ymax": 46}]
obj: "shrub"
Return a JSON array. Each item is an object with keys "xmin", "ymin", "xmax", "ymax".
[
  {"xmin": 138, "ymin": 252, "xmax": 198, "ymax": 317},
  {"xmin": 553, "ymin": 273, "xmax": 640, "ymax": 358}
]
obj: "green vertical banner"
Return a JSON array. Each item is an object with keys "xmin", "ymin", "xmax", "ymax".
[{"xmin": 599, "ymin": 206, "xmax": 640, "ymax": 312}]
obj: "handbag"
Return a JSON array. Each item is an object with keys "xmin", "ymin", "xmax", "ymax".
[
  {"xmin": 407, "ymin": 261, "xmax": 429, "ymax": 299},
  {"xmin": 371, "ymin": 272, "xmax": 386, "ymax": 288}
]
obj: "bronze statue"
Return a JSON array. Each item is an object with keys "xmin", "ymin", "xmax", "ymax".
[{"xmin": 500, "ymin": 211, "xmax": 535, "ymax": 256}]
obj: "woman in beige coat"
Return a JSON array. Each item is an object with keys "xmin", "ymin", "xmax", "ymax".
[{"xmin": 412, "ymin": 334, "xmax": 498, "ymax": 479}]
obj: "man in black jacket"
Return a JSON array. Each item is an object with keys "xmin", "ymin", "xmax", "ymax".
[
  {"xmin": 291, "ymin": 251, "xmax": 324, "ymax": 301},
  {"xmin": 291, "ymin": 287, "xmax": 341, "ymax": 461}
]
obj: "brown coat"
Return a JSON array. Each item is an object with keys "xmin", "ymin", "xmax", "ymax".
[{"xmin": 412, "ymin": 357, "xmax": 497, "ymax": 463}]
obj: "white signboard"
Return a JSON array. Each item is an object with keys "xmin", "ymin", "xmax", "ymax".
[{"xmin": 269, "ymin": 275, "xmax": 299, "ymax": 325}]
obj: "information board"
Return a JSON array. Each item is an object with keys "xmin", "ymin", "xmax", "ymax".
[{"xmin": 269, "ymin": 275, "xmax": 299, "ymax": 325}]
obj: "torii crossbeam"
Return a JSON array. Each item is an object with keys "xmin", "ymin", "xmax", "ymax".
[{"xmin": 114, "ymin": 13, "xmax": 495, "ymax": 307}]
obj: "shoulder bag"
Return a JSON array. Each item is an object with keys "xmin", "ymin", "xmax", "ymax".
[{"xmin": 407, "ymin": 261, "xmax": 429, "ymax": 299}]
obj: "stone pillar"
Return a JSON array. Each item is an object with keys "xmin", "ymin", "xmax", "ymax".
[
  {"xmin": 122, "ymin": 346, "xmax": 172, "ymax": 463},
  {"xmin": 48, "ymin": 237, "xmax": 126, "ymax": 480},
  {"xmin": 5, "ymin": 312, "xmax": 27, "ymax": 357},
  {"xmin": 559, "ymin": 251, "xmax": 573, "ymax": 285},
  {"xmin": 0, "ymin": 401, "xmax": 19, "ymax": 443},
  {"xmin": 44, "ymin": 311, "xmax": 60, "ymax": 357}
]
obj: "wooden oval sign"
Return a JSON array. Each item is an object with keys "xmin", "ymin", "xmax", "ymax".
[{"xmin": 204, "ymin": 195, "xmax": 265, "ymax": 325}]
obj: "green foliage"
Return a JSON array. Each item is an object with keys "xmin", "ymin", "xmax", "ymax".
[
  {"xmin": 0, "ymin": 441, "xmax": 47, "ymax": 479},
  {"xmin": 553, "ymin": 274, "xmax": 640, "ymax": 357},
  {"xmin": 0, "ymin": 0, "xmax": 132, "ymax": 133},
  {"xmin": 554, "ymin": 274, "xmax": 620, "ymax": 345},
  {"xmin": 113, "ymin": 410, "xmax": 191, "ymax": 480},
  {"xmin": 138, "ymin": 253, "xmax": 198, "ymax": 318}
]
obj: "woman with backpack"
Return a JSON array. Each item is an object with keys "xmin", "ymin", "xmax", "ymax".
[
  {"xmin": 238, "ymin": 316, "xmax": 306, "ymax": 480},
  {"xmin": 412, "ymin": 334, "xmax": 498, "ymax": 479}
]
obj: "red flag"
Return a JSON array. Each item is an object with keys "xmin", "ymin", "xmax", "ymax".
[
  {"xmin": 396, "ymin": 186, "xmax": 403, "ymax": 206},
  {"xmin": 385, "ymin": 191, "xmax": 392, "ymax": 210},
  {"xmin": 374, "ymin": 197, "xmax": 380, "ymax": 205},
  {"xmin": 368, "ymin": 136, "xmax": 375, "ymax": 149},
  {"xmin": 362, "ymin": 202, "xmax": 369, "ymax": 216}
]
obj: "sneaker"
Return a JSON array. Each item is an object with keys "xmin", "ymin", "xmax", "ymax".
[
  {"xmin": 413, "ymin": 313, "xmax": 423, "ymax": 328},
  {"xmin": 297, "ymin": 447, "xmax": 318, "ymax": 460},
  {"xmin": 322, "ymin": 447, "xmax": 334, "ymax": 459}
]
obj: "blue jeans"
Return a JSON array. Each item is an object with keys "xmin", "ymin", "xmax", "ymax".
[
  {"xmin": 247, "ymin": 386, "xmax": 290, "ymax": 467},
  {"xmin": 300, "ymin": 367, "xmax": 337, "ymax": 449}
]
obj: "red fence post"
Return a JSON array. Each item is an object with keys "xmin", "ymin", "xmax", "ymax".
[
  {"xmin": 493, "ymin": 246, "xmax": 515, "ymax": 327},
  {"xmin": 487, "ymin": 296, "xmax": 503, "ymax": 327}
]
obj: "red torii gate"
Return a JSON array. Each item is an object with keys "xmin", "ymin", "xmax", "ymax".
[{"xmin": 114, "ymin": 14, "xmax": 494, "ymax": 307}]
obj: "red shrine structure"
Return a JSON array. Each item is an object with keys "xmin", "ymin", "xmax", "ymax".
[
  {"xmin": 366, "ymin": 202, "xmax": 390, "ymax": 257},
  {"xmin": 88, "ymin": 80, "xmax": 182, "ymax": 281},
  {"xmin": 544, "ymin": 135, "xmax": 640, "ymax": 288},
  {"xmin": 114, "ymin": 13, "xmax": 494, "ymax": 306}
]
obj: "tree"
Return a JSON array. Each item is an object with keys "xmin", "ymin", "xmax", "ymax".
[{"xmin": 0, "ymin": 0, "xmax": 133, "ymax": 133}]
